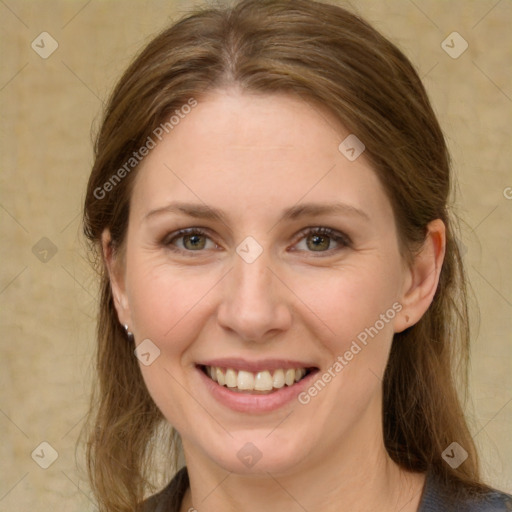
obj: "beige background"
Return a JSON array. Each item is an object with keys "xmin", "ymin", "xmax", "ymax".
[{"xmin": 1, "ymin": 0, "xmax": 511, "ymax": 510}]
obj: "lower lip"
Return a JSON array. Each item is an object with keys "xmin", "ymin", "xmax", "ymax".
[{"xmin": 196, "ymin": 366, "xmax": 318, "ymax": 413}]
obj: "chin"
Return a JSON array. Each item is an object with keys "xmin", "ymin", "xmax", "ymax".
[{"xmin": 199, "ymin": 429, "xmax": 314, "ymax": 476}]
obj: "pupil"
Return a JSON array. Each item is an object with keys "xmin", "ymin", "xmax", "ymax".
[
  {"xmin": 310, "ymin": 234, "xmax": 329, "ymax": 251},
  {"xmin": 186, "ymin": 234, "xmax": 204, "ymax": 249}
]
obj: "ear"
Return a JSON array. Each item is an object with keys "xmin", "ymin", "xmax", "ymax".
[
  {"xmin": 394, "ymin": 219, "xmax": 446, "ymax": 333},
  {"xmin": 101, "ymin": 229, "xmax": 132, "ymax": 329}
]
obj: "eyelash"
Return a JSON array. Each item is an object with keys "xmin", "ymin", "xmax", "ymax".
[{"xmin": 163, "ymin": 226, "xmax": 352, "ymax": 256}]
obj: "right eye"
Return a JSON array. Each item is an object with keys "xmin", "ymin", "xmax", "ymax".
[{"xmin": 163, "ymin": 227, "xmax": 219, "ymax": 254}]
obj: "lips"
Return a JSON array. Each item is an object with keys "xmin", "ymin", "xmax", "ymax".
[
  {"xmin": 196, "ymin": 359, "xmax": 320, "ymax": 413},
  {"xmin": 196, "ymin": 357, "xmax": 318, "ymax": 394}
]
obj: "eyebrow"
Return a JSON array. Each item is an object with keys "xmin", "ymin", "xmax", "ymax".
[{"xmin": 143, "ymin": 201, "xmax": 370, "ymax": 224}]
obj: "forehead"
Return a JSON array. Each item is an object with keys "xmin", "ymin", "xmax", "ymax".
[{"xmin": 130, "ymin": 90, "xmax": 393, "ymax": 228}]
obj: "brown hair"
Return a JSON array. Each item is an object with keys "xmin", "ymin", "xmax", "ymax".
[{"xmin": 82, "ymin": 0, "xmax": 485, "ymax": 510}]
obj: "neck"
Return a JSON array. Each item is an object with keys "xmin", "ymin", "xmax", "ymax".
[
  {"xmin": 181, "ymin": 452, "xmax": 424, "ymax": 512},
  {"xmin": 179, "ymin": 400, "xmax": 426, "ymax": 512}
]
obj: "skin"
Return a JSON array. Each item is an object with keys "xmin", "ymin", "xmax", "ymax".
[{"xmin": 103, "ymin": 88, "xmax": 446, "ymax": 512}]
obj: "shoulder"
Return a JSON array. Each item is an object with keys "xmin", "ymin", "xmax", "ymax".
[
  {"xmin": 142, "ymin": 466, "xmax": 512, "ymax": 512},
  {"xmin": 142, "ymin": 466, "xmax": 189, "ymax": 512},
  {"xmin": 419, "ymin": 470, "xmax": 512, "ymax": 512}
]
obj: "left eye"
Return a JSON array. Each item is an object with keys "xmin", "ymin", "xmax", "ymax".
[{"xmin": 293, "ymin": 227, "xmax": 350, "ymax": 253}]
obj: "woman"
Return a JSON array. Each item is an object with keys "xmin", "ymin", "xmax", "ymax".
[{"xmin": 82, "ymin": 0, "xmax": 512, "ymax": 510}]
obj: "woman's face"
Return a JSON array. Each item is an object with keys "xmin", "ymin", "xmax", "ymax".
[{"xmin": 109, "ymin": 90, "xmax": 414, "ymax": 475}]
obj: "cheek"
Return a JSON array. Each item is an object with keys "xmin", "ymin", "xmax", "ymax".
[
  {"xmin": 292, "ymin": 262, "xmax": 400, "ymax": 359},
  {"xmin": 290, "ymin": 267, "xmax": 401, "ymax": 434},
  {"xmin": 126, "ymin": 263, "xmax": 220, "ymax": 431},
  {"xmin": 127, "ymin": 257, "xmax": 218, "ymax": 343}
]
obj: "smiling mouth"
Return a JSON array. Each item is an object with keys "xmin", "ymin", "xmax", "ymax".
[{"xmin": 200, "ymin": 365, "xmax": 315, "ymax": 394}]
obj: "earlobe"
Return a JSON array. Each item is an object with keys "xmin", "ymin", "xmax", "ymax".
[
  {"xmin": 101, "ymin": 229, "xmax": 131, "ymax": 326},
  {"xmin": 394, "ymin": 219, "xmax": 446, "ymax": 333}
]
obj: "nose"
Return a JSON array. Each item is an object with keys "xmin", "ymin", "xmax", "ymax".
[{"xmin": 216, "ymin": 248, "xmax": 292, "ymax": 343}]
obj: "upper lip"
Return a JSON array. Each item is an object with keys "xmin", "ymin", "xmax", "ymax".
[{"xmin": 197, "ymin": 358, "xmax": 318, "ymax": 373}]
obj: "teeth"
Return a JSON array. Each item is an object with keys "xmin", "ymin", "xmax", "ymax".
[
  {"xmin": 204, "ymin": 366, "xmax": 308, "ymax": 392},
  {"xmin": 273, "ymin": 369, "xmax": 285, "ymax": 389},
  {"xmin": 237, "ymin": 370, "xmax": 254, "ymax": 390},
  {"xmin": 254, "ymin": 370, "xmax": 273, "ymax": 391},
  {"xmin": 216, "ymin": 367, "xmax": 225, "ymax": 386},
  {"xmin": 225, "ymin": 368, "xmax": 237, "ymax": 388}
]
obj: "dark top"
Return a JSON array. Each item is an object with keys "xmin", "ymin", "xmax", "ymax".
[{"xmin": 144, "ymin": 466, "xmax": 512, "ymax": 511}]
